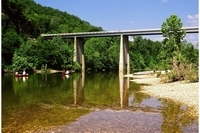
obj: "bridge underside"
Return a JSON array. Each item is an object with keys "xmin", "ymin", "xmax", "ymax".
[
  {"xmin": 73, "ymin": 35, "xmax": 130, "ymax": 73},
  {"xmin": 41, "ymin": 27, "xmax": 198, "ymax": 73}
]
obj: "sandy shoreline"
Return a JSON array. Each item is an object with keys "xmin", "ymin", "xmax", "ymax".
[{"xmin": 128, "ymin": 73, "xmax": 199, "ymax": 117}]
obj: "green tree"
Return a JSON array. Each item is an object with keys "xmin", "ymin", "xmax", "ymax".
[
  {"xmin": 161, "ymin": 15, "xmax": 198, "ymax": 82},
  {"xmin": 161, "ymin": 15, "xmax": 186, "ymax": 68},
  {"xmin": 12, "ymin": 38, "xmax": 37, "ymax": 71},
  {"xmin": 84, "ymin": 37, "xmax": 119, "ymax": 70},
  {"xmin": 36, "ymin": 36, "xmax": 74, "ymax": 70},
  {"xmin": 2, "ymin": 0, "xmax": 103, "ymax": 70},
  {"xmin": 129, "ymin": 36, "xmax": 163, "ymax": 70},
  {"xmin": 181, "ymin": 40, "xmax": 198, "ymax": 65}
]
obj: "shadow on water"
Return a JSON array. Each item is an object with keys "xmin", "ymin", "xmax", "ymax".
[{"xmin": 2, "ymin": 71, "xmax": 198, "ymax": 132}]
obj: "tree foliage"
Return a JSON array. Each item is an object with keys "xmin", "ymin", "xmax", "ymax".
[
  {"xmin": 161, "ymin": 15, "xmax": 198, "ymax": 82},
  {"xmin": 161, "ymin": 14, "xmax": 186, "ymax": 51},
  {"xmin": 2, "ymin": 0, "xmax": 102, "ymax": 71},
  {"xmin": 84, "ymin": 37, "xmax": 120, "ymax": 70},
  {"xmin": 2, "ymin": 1, "xmax": 198, "ymax": 76}
]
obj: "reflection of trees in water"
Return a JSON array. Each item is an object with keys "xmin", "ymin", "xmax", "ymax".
[
  {"xmin": 161, "ymin": 100, "xmax": 196, "ymax": 132},
  {"xmin": 11, "ymin": 74, "xmax": 75, "ymax": 106},
  {"xmin": 83, "ymin": 72, "xmax": 120, "ymax": 106},
  {"xmin": 129, "ymin": 92, "xmax": 151, "ymax": 107},
  {"xmin": 4, "ymin": 73, "xmax": 198, "ymax": 132},
  {"xmin": 123, "ymin": 80, "xmax": 151, "ymax": 108},
  {"xmin": 126, "ymin": 81, "xmax": 197, "ymax": 132},
  {"xmin": 3, "ymin": 75, "xmax": 20, "ymax": 123},
  {"xmin": 10, "ymin": 72, "xmax": 121, "ymax": 108}
]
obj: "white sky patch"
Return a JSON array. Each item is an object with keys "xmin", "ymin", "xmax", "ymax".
[
  {"xmin": 187, "ymin": 14, "xmax": 199, "ymax": 26},
  {"xmin": 152, "ymin": 36, "xmax": 164, "ymax": 42},
  {"xmin": 141, "ymin": 34, "xmax": 198, "ymax": 45},
  {"xmin": 143, "ymin": 35, "xmax": 164, "ymax": 42},
  {"xmin": 188, "ymin": 35, "xmax": 195, "ymax": 40},
  {"xmin": 185, "ymin": 34, "xmax": 199, "ymax": 45},
  {"xmin": 128, "ymin": 36, "xmax": 134, "ymax": 42}
]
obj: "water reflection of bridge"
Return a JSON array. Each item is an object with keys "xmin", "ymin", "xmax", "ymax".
[
  {"xmin": 73, "ymin": 71, "xmax": 129, "ymax": 108},
  {"xmin": 72, "ymin": 72, "xmax": 161, "ymax": 113},
  {"xmin": 73, "ymin": 71, "xmax": 85, "ymax": 105},
  {"xmin": 119, "ymin": 72, "xmax": 129, "ymax": 108}
]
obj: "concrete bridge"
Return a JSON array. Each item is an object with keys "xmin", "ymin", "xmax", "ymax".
[{"xmin": 41, "ymin": 27, "xmax": 198, "ymax": 73}]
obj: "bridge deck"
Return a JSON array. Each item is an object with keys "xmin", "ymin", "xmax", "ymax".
[{"xmin": 41, "ymin": 27, "xmax": 198, "ymax": 39}]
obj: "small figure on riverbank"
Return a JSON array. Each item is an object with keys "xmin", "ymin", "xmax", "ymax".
[
  {"xmin": 23, "ymin": 70, "xmax": 26, "ymax": 75},
  {"xmin": 65, "ymin": 70, "xmax": 69, "ymax": 74},
  {"xmin": 62, "ymin": 70, "xmax": 69, "ymax": 75},
  {"xmin": 62, "ymin": 70, "xmax": 65, "ymax": 75}
]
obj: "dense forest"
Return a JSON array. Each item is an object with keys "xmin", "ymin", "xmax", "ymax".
[
  {"xmin": 2, "ymin": 0, "xmax": 102, "ymax": 72},
  {"xmin": 2, "ymin": 0, "xmax": 198, "ymax": 80}
]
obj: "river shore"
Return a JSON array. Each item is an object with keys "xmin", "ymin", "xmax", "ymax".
[{"xmin": 128, "ymin": 72, "xmax": 198, "ymax": 118}]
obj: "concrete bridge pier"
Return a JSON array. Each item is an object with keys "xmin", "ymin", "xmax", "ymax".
[
  {"xmin": 119, "ymin": 72, "xmax": 129, "ymax": 108},
  {"xmin": 73, "ymin": 37, "xmax": 85, "ymax": 71},
  {"xmin": 73, "ymin": 73, "xmax": 85, "ymax": 105},
  {"xmin": 119, "ymin": 35, "xmax": 130, "ymax": 74}
]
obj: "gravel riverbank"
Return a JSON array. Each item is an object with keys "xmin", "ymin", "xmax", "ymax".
[{"xmin": 129, "ymin": 73, "xmax": 199, "ymax": 118}]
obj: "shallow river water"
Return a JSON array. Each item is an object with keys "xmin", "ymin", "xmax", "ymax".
[{"xmin": 2, "ymin": 71, "xmax": 198, "ymax": 133}]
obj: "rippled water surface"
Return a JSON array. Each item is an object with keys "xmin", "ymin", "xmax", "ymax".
[{"xmin": 2, "ymin": 71, "xmax": 198, "ymax": 132}]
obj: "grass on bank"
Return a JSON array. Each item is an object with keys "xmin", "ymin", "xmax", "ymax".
[{"xmin": 157, "ymin": 63, "xmax": 198, "ymax": 83}]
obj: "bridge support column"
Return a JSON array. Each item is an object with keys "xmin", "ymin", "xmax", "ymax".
[
  {"xmin": 119, "ymin": 35, "xmax": 130, "ymax": 74},
  {"xmin": 119, "ymin": 72, "xmax": 129, "ymax": 108},
  {"xmin": 73, "ymin": 37, "xmax": 85, "ymax": 71},
  {"xmin": 73, "ymin": 72, "xmax": 85, "ymax": 105}
]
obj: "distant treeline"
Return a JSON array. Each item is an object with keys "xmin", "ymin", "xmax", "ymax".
[{"xmin": 2, "ymin": 0, "xmax": 198, "ymax": 73}]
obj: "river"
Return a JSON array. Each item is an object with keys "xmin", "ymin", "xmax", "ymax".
[{"xmin": 2, "ymin": 71, "xmax": 198, "ymax": 132}]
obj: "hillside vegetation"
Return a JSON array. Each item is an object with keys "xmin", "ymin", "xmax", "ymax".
[
  {"xmin": 2, "ymin": 0, "xmax": 102, "ymax": 71},
  {"xmin": 2, "ymin": 0, "xmax": 198, "ymax": 82}
]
